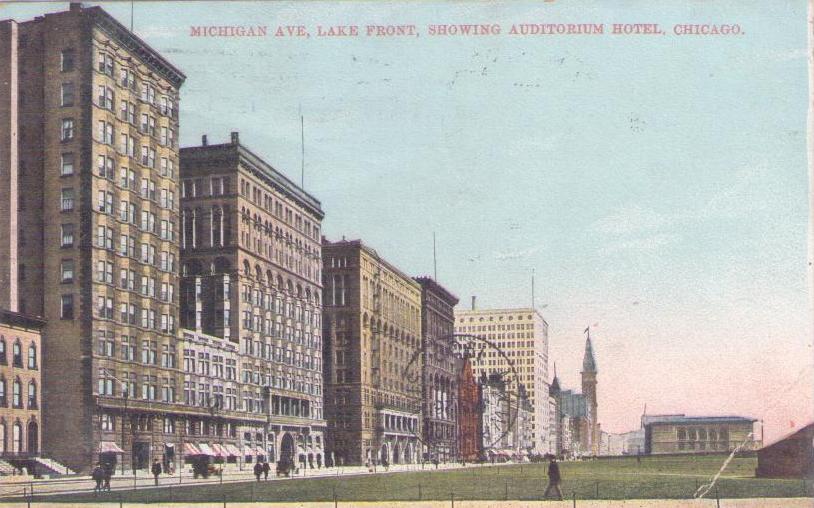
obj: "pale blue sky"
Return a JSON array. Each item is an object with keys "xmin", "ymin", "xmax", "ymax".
[{"xmin": 3, "ymin": 1, "xmax": 811, "ymax": 440}]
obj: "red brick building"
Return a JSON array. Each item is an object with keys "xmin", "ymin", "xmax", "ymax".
[{"xmin": 456, "ymin": 355, "xmax": 480, "ymax": 461}]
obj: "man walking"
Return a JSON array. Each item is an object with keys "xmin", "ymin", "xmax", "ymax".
[
  {"xmin": 543, "ymin": 456, "xmax": 564, "ymax": 501},
  {"xmin": 262, "ymin": 460, "xmax": 270, "ymax": 480},
  {"xmin": 151, "ymin": 459, "xmax": 162, "ymax": 486},
  {"xmin": 253, "ymin": 461, "xmax": 263, "ymax": 481}
]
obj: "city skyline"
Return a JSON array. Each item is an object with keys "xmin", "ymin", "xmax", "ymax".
[{"xmin": 2, "ymin": 0, "xmax": 810, "ymax": 444}]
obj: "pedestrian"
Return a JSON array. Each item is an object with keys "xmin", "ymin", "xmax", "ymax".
[
  {"xmin": 543, "ymin": 456, "xmax": 564, "ymax": 501},
  {"xmin": 102, "ymin": 463, "xmax": 113, "ymax": 492},
  {"xmin": 151, "ymin": 459, "xmax": 162, "ymax": 486},
  {"xmin": 262, "ymin": 460, "xmax": 270, "ymax": 480},
  {"xmin": 92, "ymin": 464, "xmax": 104, "ymax": 493},
  {"xmin": 253, "ymin": 461, "xmax": 263, "ymax": 481}
]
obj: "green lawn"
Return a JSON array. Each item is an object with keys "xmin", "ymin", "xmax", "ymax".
[{"xmin": 27, "ymin": 455, "xmax": 813, "ymax": 503}]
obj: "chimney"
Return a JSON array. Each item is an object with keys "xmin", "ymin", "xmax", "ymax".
[
  {"xmin": 471, "ymin": 296, "xmax": 476, "ymax": 310},
  {"xmin": 230, "ymin": 131, "xmax": 239, "ymax": 144},
  {"xmin": 70, "ymin": 2, "xmax": 82, "ymax": 12},
  {"xmin": 201, "ymin": 135, "xmax": 208, "ymax": 146}
]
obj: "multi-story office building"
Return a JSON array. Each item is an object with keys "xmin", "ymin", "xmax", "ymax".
[
  {"xmin": 322, "ymin": 239, "xmax": 423, "ymax": 466},
  {"xmin": 415, "ymin": 277, "xmax": 458, "ymax": 462},
  {"xmin": 454, "ymin": 305, "xmax": 550, "ymax": 453},
  {"xmin": 0, "ymin": 4, "xmax": 185, "ymax": 472},
  {"xmin": 179, "ymin": 133, "xmax": 326, "ymax": 470},
  {"xmin": 0, "ymin": 310, "xmax": 44, "ymax": 464}
]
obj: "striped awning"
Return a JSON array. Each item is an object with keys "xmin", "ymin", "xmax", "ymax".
[
  {"xmin": 211, "ymin": 443, "xmax": 228, "ymax": 458},
  {"xmin": 197, "ymin": 443, "xmax": 215, "ymax": 456},
  {"xmin": 183, "ymin": 442, "xmax": 201, "ymax": 455},
  {"xmin": 98, "ymin": 441, "xmax": 125, "ymax": 454},
  {"xmin": 225, "ymin": 444, "xmax": 242, "ymax": 457}
]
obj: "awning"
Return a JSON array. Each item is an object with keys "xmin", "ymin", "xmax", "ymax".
[
  {"xmin": 211, "ymin": 443, "xmax": 228, "ymax": 458},
  {"xmin": 183, "ymin": 442, "xmax": 201, "ymax": 456},
  {"xmin": 98, "ymin": 441, "xmax": 125, "ymax": 454},
  {"xmin": 197, "ymin": 443, "xmax": 215, "ymax": 456},
  {"xmin": 225, "ymin": 444, "xmax": 242, "ymax": 457}
]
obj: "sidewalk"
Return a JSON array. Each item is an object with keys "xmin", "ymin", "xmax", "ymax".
[{"xmin": 0, "ymin": 460, "xmax": 479, "ymax": 499}]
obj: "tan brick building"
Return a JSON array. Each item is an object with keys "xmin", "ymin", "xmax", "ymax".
[
  {"xmin": 0, "ymin": 310, "xmax": 43, "ymax": 466},
  {"xmin": 642, "ymin": 414, "xmax": 759, "ymax": 455},
  {"xmin": 322, "ymin": 239, "xmax": 422, "ymax": 466},
  {"xmin": 0, "ymin": 3, "xmax": 186, "ymax": 472},
  {"xmin": 179, "ymin": 134, "xmax": 326, "ymax": 470}
]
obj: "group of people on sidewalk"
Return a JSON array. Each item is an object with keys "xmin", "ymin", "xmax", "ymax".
[
  {"xmin": 253, "ymin": 460, "xmax": 271, "ymax": 481},
  {"xmin": 91, "ymin": 463, "xmax": 114, "ymax": 493}
]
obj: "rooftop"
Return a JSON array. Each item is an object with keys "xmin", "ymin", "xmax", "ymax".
[
  {"xmin": 642, "ymin": 414, "xmax": 757, "ymax": 426},
  {"xmin": 181, "ymin": 133, "xmax": 323, "ymax": 219}
]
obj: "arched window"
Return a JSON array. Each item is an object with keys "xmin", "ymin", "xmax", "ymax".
[
  {"xmin": 12, "ymin": 378, "xmax": 21, "ymax": 408},
  {"xmin": 12, "ymin": 340, "xmax": 22, "ymax": 367},
  {"xmin": 0, "ymin": 337, "xmax": 6, "ymax": 365},
  {"xmin": 12, "ymin": 422, "xmax": 22, "ymax": 453},
  {"xmin": 27, "ymin": 381, "xmax": 37, "ymax": 409},
  {"xmin": 27, "ymin": 344, "xmax": 36, "ymax": 370}
]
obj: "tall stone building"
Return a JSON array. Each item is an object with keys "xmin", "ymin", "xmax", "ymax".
[
  {"xmin": 179, "ymin": 134, "xmax": 326, "ymax": 469},
  {"xmin": 0, "ymin": 4, "xmax": 185, "ymax": 471},
  {"xmin": 455, "ymin": 355, "xmax": 480, "ymax": 462},
  {"xmin": 581, "ymin": 330, "xmax": 599, "ymax": 455},
  {"xmin": 415, "ymin": 277, "xmax": 458, "ymax": 462},
  {"xmin": 454, "ymin": 306, "xmax": 550, "ymax": 453},
  {"xmin": 550, "ymin": 329, "xmax": 600, "ymax": 457},
  {"xmin": 322, "ymin": 239, "xmax": 422, "ymax": 466}
]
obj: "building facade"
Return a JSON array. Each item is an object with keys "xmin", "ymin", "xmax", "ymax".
[
  {"xmin": 456, "ymin": 356, "xmax": 480, "ymax": 462},
  {"xmin": 415, "ymin": 277, "xmax": 459, "ymax": 462},
  {"xmin": 550, "ymin": 332, "xmax": 600, "ymax": 457},
  {"xmin": 642, "ymin": 414, "xmax": 759, "ymax": 455},
  {"xmin": 453, "ymin": 306, "xmax": 550, "ymax": 453},
  {"xmin": 322, "ymin": 239, "xmax": 423, "ymax": 466},
  {"xmin": 0, "ymin": 310, "xmax": 44, "ymax": 464},
  {"xmin": 179, "ymin": 134, "xmax": 326, "ymax": 470},
  {"xmin": 0, "ymin": 4, "xmax": 185, "ymax": 472}
]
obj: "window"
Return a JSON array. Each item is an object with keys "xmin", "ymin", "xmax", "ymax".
[
  {"xmin": 0, "ymin": 378, "xmax": 5, "ymax": 407},
  {"xmin": 27, "ymin": 381, "xmax": 37, "ymax": 409},
  {"xmin": 0, "ymin": 339, "xmax": 5, "ymax": 365},
  {"xmin": 61, "ymin": 49, "xmax": 75, "ymax": 72},
  {"xmin": 60, "ymin": 153, "xmax": 74, "ymax": 176},
  {"xmin": 97, "ymin": 121, "xmax": 114, "ymax": 145},
  {"xmin": 12, "ymin": 341, "xmax": 21, "ymax": 367},
  {"xmin": 98, "ymin": 369, "xmax": 114, "ymax": 396},
  {"xmin": 61, "ymin": 294, "xmax": 74, "ymax": 319},
  {"xmin": 12, "ymin": 379, "xmax": 21, "ymax": 408},
  {"xmin": 61, "ymin": 83, "xmax": 75, "ymax": 107},
  {"xmin": 60, "ymin": 259, "xmax": 74, "ymax": 283},
  {"xmin": 61, "ymin": 118, "xmax": 75, "ymax": 141},
  {"xmin": 98, "ymin": 52, "xmax": 114, "ymax": 76},
  {"xmin": 101, "ymin": 414, "xmax": 114, "ymax": 431},
  {"xmin": 60, "ymin": 224, "xmax": 74, "ymax": 247},
  {"xmin": 27, "ymin": 344, "xmax": 36, "ymax": 370},
  {"xmin": 60, "ymin": 188, "xmax": 74, "ymax": 211}
]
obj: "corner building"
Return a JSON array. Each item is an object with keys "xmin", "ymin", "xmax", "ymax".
[
  {"xmin": 322, "ymin": 239, "xmax": 422, "ymax": 466},
  {"xmin": 0, "ymin": 4, "xmax": 185, "ymax": 472},
  {"xmin": 179, "ymin": 134, "xmax": 326, "ymax": 469},
  {"xmin": 454, "ymin": 307, "xmax": 550, "ymax": 454}
]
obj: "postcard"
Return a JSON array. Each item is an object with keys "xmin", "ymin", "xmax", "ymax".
[{"xmin": 0, "ymin": 1, "xmax": 810, "ymax": 506}]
